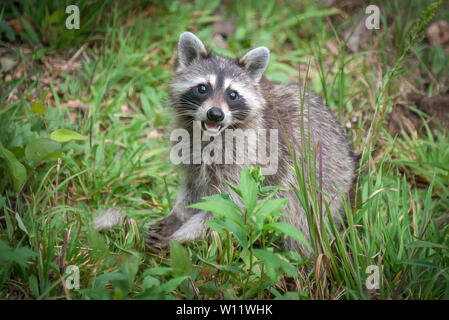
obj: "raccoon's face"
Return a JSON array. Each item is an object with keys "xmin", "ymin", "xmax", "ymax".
[{"xmin": 170, "ymin": 32, "xmax": 270, "ymax": 136}]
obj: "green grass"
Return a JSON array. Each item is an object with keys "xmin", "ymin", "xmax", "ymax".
[{"xmin": 0, "ymin": 0, "xmax": 448, "ymax": 299}]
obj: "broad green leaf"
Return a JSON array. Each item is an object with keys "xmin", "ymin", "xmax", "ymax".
[
  {"xmin": 206, "ymin": 219, "xmax": 226, "ymax": 234},
  {"xmin": 253, "ymin": 198, "xmax": 288, "ymax": 231},
  {"xmin": 211, "ymin": 218, "xmax": 248, "ymax": 248},
  {"xmin": 110, "ymin": 273, "xmax": 132, "ymax": 299},
  {"xmin": 0, "ymin": 240, "xmax": 37, "ymax": 268},
  {"xmin": 264, "ymin": 222, "xmax": 312, "ymax": 251},
  {"xmin": 254, "ymin": 249, "xmax": 298, "ymax": 280},
  {"xmin": 50, "ymin": 129, "xmax": 88, "ymax": 143},
  {"xmin": 29, "ymin": 275, "xmax": 39, "ymax": 297},
  {"xmin": 253, "ymin": 248, "xmax": 281, "ymax": 266},
  {"xmin": 189, "ymin": 194, "xmax": 240, "ymax": 215},
  {"xmin": 0, "ymin": 144, "xmax": 27, "ymax": 192},
  {"xmin": 31, "ymin": 101, "xmax": 48, "ymax": 115},
  {"xmin": 142, "ymin": 275, "xmax": 159, "ymax": 290},
  {"xmin": 189, "ymin": 194, "xmax": 243, "ymax": 226},
  {"xmin": 25, "ymin": 138, "xmax": 62, "ymax": 163},
  {"xmin": 87, "ymin": 228, "xmax": 108, "ymax": 255},
  {"xmin": 79, "ymin": 287, "xmax": 112, "ymax": 300},
  {"xmin": 170, "ymin": 240, "xmax": 192, "ymax": 277},
  {"xmin": 257, "ymin": 198, "xmax": 288, "ymax": 217},
  {"xmin": 253, "ymin": 249, "xmax": 281, "ymax": 281},
  {"xmin": 278, "ymin": 257, "xmax": 298, "ymax": 278},
  {"xmin": 92, "ymin": 272, "xmax": 127, "ymax": 291},
  {"xmin": 239, "ymin": 168, "xmax": 257, "ymax": 214},
  {"xmin": 159, "ymin": 276, "xmax": 189, "ymax": 294}
]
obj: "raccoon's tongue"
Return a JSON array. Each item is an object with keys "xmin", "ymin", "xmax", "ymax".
[{"xmin": 205, "ymin": 123, "xmax": 220, "ymax": 131}]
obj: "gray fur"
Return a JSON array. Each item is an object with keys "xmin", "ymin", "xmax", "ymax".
[
  {"xmin": 92, "ymin": 208, "xmax": 126, "ymax": 231},
  {"xmin": 147, "ymin": 33, "xmax": 357, "ymax": 254},
  {"xmin": 239, "ymin": 47, "xmax": 270, "ymax": 81},
  {"xmin": 177, "ymin": 32, "xmax": 208, "ymax": 70}
]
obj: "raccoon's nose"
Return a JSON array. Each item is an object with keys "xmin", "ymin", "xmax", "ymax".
[{"xmin": 207, "ymin": 107, "xmax": 225, "ymax": 123}]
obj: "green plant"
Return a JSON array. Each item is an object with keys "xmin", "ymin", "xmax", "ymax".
[
  {"xmin": 0, "ymin": 93, "xmax": 86, "ymax": 194},
  {"xmin": 189, "ymin": 167, "xmax": 311, "ymax": 299}
]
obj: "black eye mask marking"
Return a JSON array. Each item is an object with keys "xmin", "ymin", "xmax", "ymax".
[
  {"xmin": 178, "ymin": 83, "xmax": 212, "ymax": 110},
  {"xmin": 225, "ymin": 88, "xmax": 248, "ymax": 121}
]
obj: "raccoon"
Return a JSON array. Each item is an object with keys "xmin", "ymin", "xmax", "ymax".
[{"xmin": 146, "ymin": 32, "xmax": 357, "ymax": 253}]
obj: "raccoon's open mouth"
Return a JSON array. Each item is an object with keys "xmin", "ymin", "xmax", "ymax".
[{"xmin": 201, "ymin": 121, "xmax": 224, "ymax": 135}]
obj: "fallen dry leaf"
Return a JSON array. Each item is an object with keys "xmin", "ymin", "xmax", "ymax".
[
  {"xmin": 7, "ymin": 18, "xmax": 24, "ymax": 32},
  {"xmin": 147, "ymin": 129, "xmax": 163, "ymax": 139},
  {"xmin": 61, "ymin": 99, "xmax": 90, "ymax": 111},
  {"xmin": 121, "ymin": 104, "xmax": 130, "ymax": 113},
  {"xmin": 426, "ymin": 20, "xmax": 449, "ymax": 47},
  {"xmin": 0, "ymin": 57, "xmax": 17, "ymax": 72}
]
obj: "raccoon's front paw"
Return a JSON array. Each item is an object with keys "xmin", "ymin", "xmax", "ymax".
[{"xmin": 145, "ymin": 214, "xmax": 182, "ymax": 250}]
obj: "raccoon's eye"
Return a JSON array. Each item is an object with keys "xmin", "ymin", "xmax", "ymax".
[
  {"xmin": 228, "ymin": 90, "xmax": 238, "ymax": 100},
  {"xmin": 197, "ymin": 84, "xmax": 208, "ymax": 94}
]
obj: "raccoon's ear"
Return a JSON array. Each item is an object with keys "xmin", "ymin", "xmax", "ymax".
[
  {"xmin": 177, "ymin": 32, "xmax": 207, "ymax": 70},
  {"xmin": 239, "ymin": 47, "xmax": 270, "ymax": 82}
]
